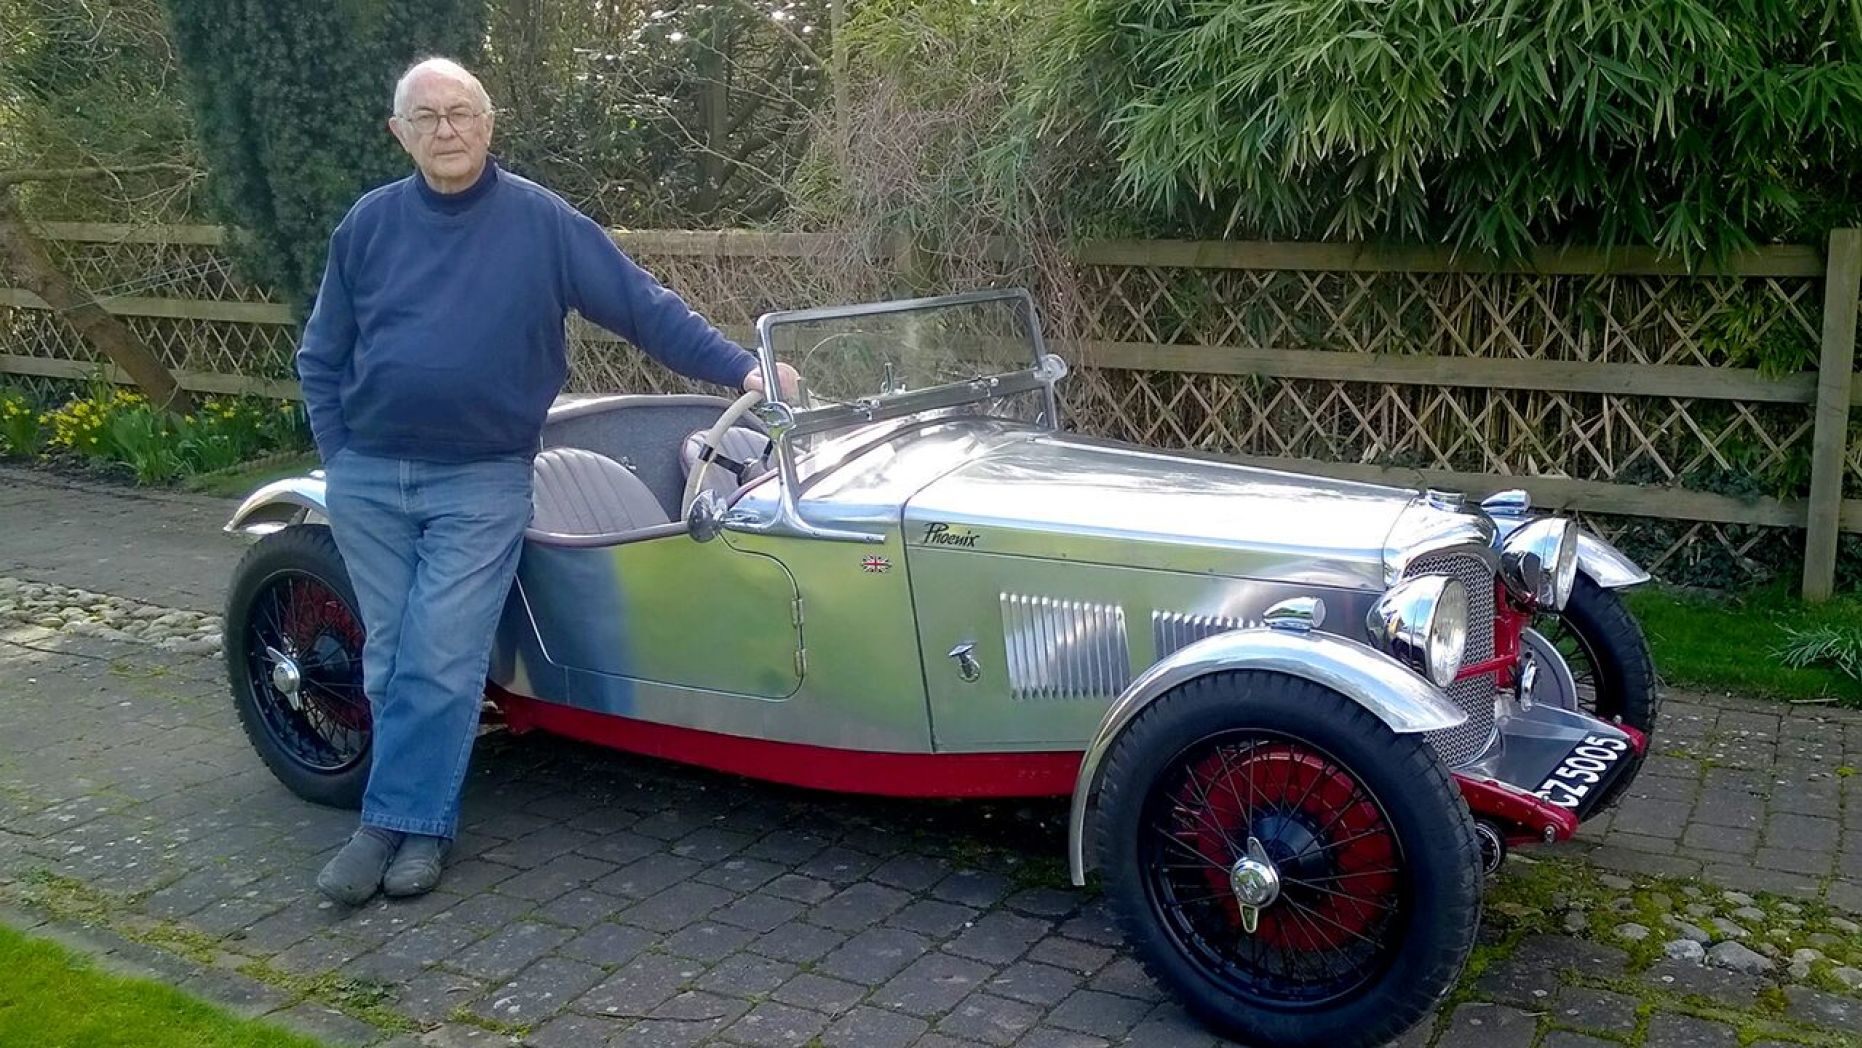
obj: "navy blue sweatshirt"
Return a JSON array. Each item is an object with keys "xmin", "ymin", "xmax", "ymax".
[{"xmin": 295, "ymin": 160, "xmax": 758, "ymax": 462}]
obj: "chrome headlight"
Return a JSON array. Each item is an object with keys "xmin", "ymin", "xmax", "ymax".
[
  {"xmin": 1499, "ymin": 518, "xmax": 1579, "ymax": 610},
  {"xmin": 1366, "ymin": 576, "xmax": 1469, "ymax": 688}
]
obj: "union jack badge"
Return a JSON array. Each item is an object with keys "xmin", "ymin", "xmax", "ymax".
[{"xmin": 861, "ymin": 555, "xmax": 891, "ymax": 573}]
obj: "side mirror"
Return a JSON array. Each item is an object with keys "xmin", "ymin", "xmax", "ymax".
[{"xmin": 687, "ymin": 489, "xmax": 726, "ymax": 543}]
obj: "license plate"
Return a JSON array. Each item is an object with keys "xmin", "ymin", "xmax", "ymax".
[{"xmin": 1533, "ymin": 734, "xmax": 1630, "ymax": 809}]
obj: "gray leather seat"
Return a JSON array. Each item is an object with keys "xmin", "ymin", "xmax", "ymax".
[
  {"xmin": 530, "ymin": 447, "xmax": 669, "ymax": 539},
  {"xmin": 679, "ymin": 426, "xmax": 773, "ymax": 500}
]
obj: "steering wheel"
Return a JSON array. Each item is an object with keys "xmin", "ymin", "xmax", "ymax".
[{"xmin": 681, "ymin": 388, "xmax": 767, "ymax": 516}]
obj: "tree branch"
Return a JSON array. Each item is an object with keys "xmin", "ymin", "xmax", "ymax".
[{"xmin": 0, "ymin": 163, "xmax": 199, "ymax": 190}]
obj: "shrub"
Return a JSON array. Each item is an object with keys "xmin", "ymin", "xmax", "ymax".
[{"xmin": 1030, "ymin": 0, "xmax": 1862, "ymax": 261}]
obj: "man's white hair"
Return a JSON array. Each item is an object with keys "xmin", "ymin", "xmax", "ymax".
[{"xmin": 392, "ymin": 57, "xmax": 492, "ymax": 114}]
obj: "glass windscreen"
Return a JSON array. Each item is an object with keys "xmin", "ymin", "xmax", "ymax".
[{"xmin": 761, "ymin": 292, "xmax": 1042, "ymax": 410}]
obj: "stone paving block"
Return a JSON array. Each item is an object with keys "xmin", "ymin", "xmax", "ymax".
[
  {"xmin": 770, "ymin": 971, "xmax": 865, "ymax": 1016},
  {"xmin": 932, "ymin": 869, "xmax": 1012, "ymax": 908},
  {"xmin": 594, "ymin": 854, "xmax": 705, "ymax": 900},
  {"xmin": 174, "ymin": 966, "xmax": 294, "ymax": 1019},
  {"xmin": 761, "ymin": 873, "xmax": 835, "ymax": 904},
  {"xmin": 559, "ymin": 921, "xmax": 659, "ymax": 967},
  {"xmin": 270, "ymin": 930, "xmax": 373, "ymax": 976},
  {"xmin": 269, "ymin": 1003, "xmax": 384, "ymax": 1048},
  {"xmin": 1754, "ymin": 846, "xmax": 1833, "ymax": 876},
  {"xmin": 471, "ymin": 954, "xmax": 604, "ymax": 1025},
  {"xmin": 720, "ymin": 1000, "xmax": 830, "ymax": 1047},
  {"xmin": 987, "ymin": 960, "xmax": 1083, "ymax": 1008},
  {"xmin": 934, "ymin": 993, "xmax": 1042, "ymax": 1045},
  {"xmin": 1005, "ymin": 888, "xmax": 1080, "ymax": 919},
  {"xmin": 868, "ymin": 853, "xmax": 952, "ymax": 892},
  {"xmin": 1047, "ymin": 988, "xmax": 1151, "ymax": 1039},
  {"xmin": 1641, "ymin": 958, "xmax": 1763, "ymax": 1008},
  {"xmin": 795, "ymin": 846, "xmax": 878, "ymax": 885},
  {"xmin": 659, "ymin": 920, "xmax": 755, "ymax": 962},
  {"xmin": 574, "ymin": 952, "xmax": 703, "ymax": 1018},
  {"xmin": 576, "ymin": 830, "xmax": 660, "ymax": 868},
  {"xmin": 1539, "ymin": 1034, "xmax": 1618, "ymax": 1048},
  {"xmin": 1435, "ymin": 1002, "xmax": 1537, "ymax": 1048},
  {"xmin": 1026, "ymin": 936, "xmax": 1114, "ymax": 975},
  {"xmin": 818, "ymin": 926, "xmax": 931, "ymax": 985},
  {"xmin": 448, "ymin": 920, "xmax": 573, "ymax": 982},
  {"xmin": 619, "ymin": 881, "xmax": 734, "ymax": 933},
  {"xmin": 1087, "ymin": 956, "xmax": 1163, "ymax": 1001},
  {"xmin": 1016, "ymin": 1029, "xmax": 1110, "ymax": 1048},
  {"xmin": 492, "ymin": 852, "xmax": 616, "ymax": 902},
  {"xmin": 1645, "ymin": 1013, "xmax": 1738, "ymax": 1048},
  {"xmin": 945, "ymin": 910, "xmax": 1050, "ymax": 965},
  {"xmin": 479, "ymin": 826, "xmax": 602, "ymax": 870},
  {"xmin": 1609, "ymin": 798, "xmax": 1691, "ymax": 839},
  {"xmin": 710, "ymin": 892, "xmax": 803, "ymax": 934},
  {"xmin": 648, "ymin": 989, "xmax": 750, "ymax": 1038},
  {"xmin": 692, "ymin": 952, "xmax": 795, "ymax": 999},
  {"xmin": 1549, "ymin": 985, "xmax": 1639, "ymax": 1033},
  {"xmin": 693, "ymin": 856, "xmax": 785, "ymax": 893},
  {"xmin": 1783, "ymin": 985, "xmax": 1862, "ymax": 1035},
  {"xmin": 534, "ymin": 888, "xmax": 626, "ymax": 927},
  {"xmin": 874, "ymin": 951, "xmax": 995, "ymax": 1016},
  {"xmin": 1682, "ymin": 822, "xmax": 1757, "ymax": 855},
  {"xmin": 1055, "ymin": 903, "xmax": 1124, "ymax": 948},
  {"xmin": 391, "ymin": 966, "xmax": 486, "ymax": 1024},
  {"xmin": 888, "ymin": 898, "xmax": 978, "ymax": 938},
  {"xmin": 667, "ymin": 827, "xmax": 753, "ymax": 863},
  {"xmin": 748, "ymin": 920, "xmax": 847, "ymax": 965},
  {"xmin": 810, "ymin": 881, "xmax": 913, "ymax": 931},
  {"xmin": 1764, "ymin": 812, "xmax": 1841, "ymax": 851},
  {"xmin": 740, "ymin": 831, "xmax": 830, "ymax": 866},
  {"xmin": 522, "ymin": 1011, "xmax": 629, "ymax": 1048},
  {"xmin": 427, "ymin": 859, "xmax": 518, "ymax": 896},
  {"xmin": 1123, "ymin": 1001, "xmax": 1225, "ymax": 1048},
  {"xmin": 822, "ymin": 1004, "xmax": 930, "ymax": 1048}
]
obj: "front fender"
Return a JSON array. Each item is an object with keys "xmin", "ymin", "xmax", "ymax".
[
  {"xmin": 1485, "ymin": 495, "xmax": 1650, "ymax": 589},
  {"xmin": 1066, "ymin": 628, "xmax": 1467, "ymax": 886},
  {"xmin": 224, "ymin": 473, "xmax": 327, "ymax": 535}
]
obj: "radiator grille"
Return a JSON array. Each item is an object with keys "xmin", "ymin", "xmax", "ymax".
[
  {"xmin": 1406, "ymin": 550, "xmax": 1499, "ymax": 766},
  {"xmin": 1001, "ymin": 594, "xmax": 1131, "ymax": 701}
]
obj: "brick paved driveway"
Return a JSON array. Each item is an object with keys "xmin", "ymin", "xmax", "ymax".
[{"xmin": 0, "ymin": 469, "xmax": 1857, "ymax": 1047}]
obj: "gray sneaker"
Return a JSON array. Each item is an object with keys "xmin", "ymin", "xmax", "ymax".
[
  {"xmin": 316, "ymin": 827, "xmax": 403, "ymax": 906},
  {"xmin": 382, "ymin": 834, "xmax": 450, "ymax": 898}
]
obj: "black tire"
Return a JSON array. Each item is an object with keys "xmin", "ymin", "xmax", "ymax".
[
  {"xmin": 225, "ymin": 524, "xmax": 371, "ymax": 809},
  {"xmin": 1534, "ymin": 575, "xmax": 1659, "ymax": 813},
  {"xmin": 1095, "ymin": 672, "xmax": 1481, "ymax": 1048}
]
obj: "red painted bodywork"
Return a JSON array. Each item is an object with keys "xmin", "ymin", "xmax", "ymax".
[
  {"xmin": 493, "ymin": 688, "xmax": 1082, "ymax": 798},
  {"xmin": 1453, "ymin": 773, "xmax": 1581, "ymax": 845}
]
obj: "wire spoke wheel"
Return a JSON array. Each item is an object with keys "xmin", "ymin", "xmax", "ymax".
[
  {"xmin": 1141, "ymin": 730, "xmax": 1406, "ymax": 1007},
  {"xmin": 242, "ymin": 569, "xmax": 369, "ymax": 774},
  {"xmin": 1532, "ymin": 610, "xmax": 1604, "ymax": 714}
]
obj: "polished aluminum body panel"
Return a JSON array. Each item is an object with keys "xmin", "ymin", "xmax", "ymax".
[
  {"xmin": 224, "ymin": 474, "xmax": 328, "ymax": 534},
  {"xmin": 1064, "ymin": 628, "xmax": 1470, "ymax": 884},
  {"xmin": 901, "ymin": 431, "xmax": 1420, "ymax": 588}
]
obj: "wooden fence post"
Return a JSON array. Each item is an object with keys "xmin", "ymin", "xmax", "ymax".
[{"xmin": 1803, "ymin": 228, "xmax": 1862, "ymax": 601}]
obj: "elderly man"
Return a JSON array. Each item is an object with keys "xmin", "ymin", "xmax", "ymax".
[{"xmin": 297, "ymin": 56, "xmax": 796, "ymax": 904}]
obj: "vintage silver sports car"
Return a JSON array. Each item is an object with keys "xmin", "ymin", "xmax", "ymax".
[{"xmin": 221, "ymin": 288, "xmax": 1657, "ymax": 1048}]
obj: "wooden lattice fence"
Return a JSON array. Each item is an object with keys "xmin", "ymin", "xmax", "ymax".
[{"xmin": 3, "ymin": 223, "xmax": 1860, "ymax": 595}]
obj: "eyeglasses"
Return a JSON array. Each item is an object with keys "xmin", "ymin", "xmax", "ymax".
[{"xmin": 396, "ymin": 108, "xmax": 491, "ymax": 135}]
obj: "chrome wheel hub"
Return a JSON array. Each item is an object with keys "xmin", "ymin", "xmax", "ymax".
[
  {"xmin": 265, "ymin": 645, "xmax": 303, "ymax": 706},
  {"xmin": 1229, "ymin": 836, "xmax": 1282, "ymax": 933}
]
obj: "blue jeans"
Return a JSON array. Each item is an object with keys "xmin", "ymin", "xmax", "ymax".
[{"xmin": 323, "ymin": 449, "xmax": 533, "ymax": 839}]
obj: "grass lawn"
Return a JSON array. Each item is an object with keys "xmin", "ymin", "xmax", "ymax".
[
  {"xmin": 181, "ymin": 451, "xmax": 321, "ymax": 500},
  {"xmin": 1624, "ymin": 582, "xmax": 1862, "ymax": 707},
  {"xmin": 0, "ymin": 923, "xmax": 325, "ymax": 1048}
]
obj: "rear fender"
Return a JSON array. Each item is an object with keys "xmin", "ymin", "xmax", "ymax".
[
  {"xmin": 1483, "ymin": 493, "xmax": 1650, "ymax": 589},
  {"xmin": 1066, "ymin": 629, "xmax": 1468, "ymax": 885},
  {"xmin": 224, "ymin": 474, "xmax": 327, "ymax": 535}
]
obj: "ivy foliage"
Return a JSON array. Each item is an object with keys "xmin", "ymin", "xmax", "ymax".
[{"xmin": 160, "ymin": 0, "xmax": 486, "ymax": 310}]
